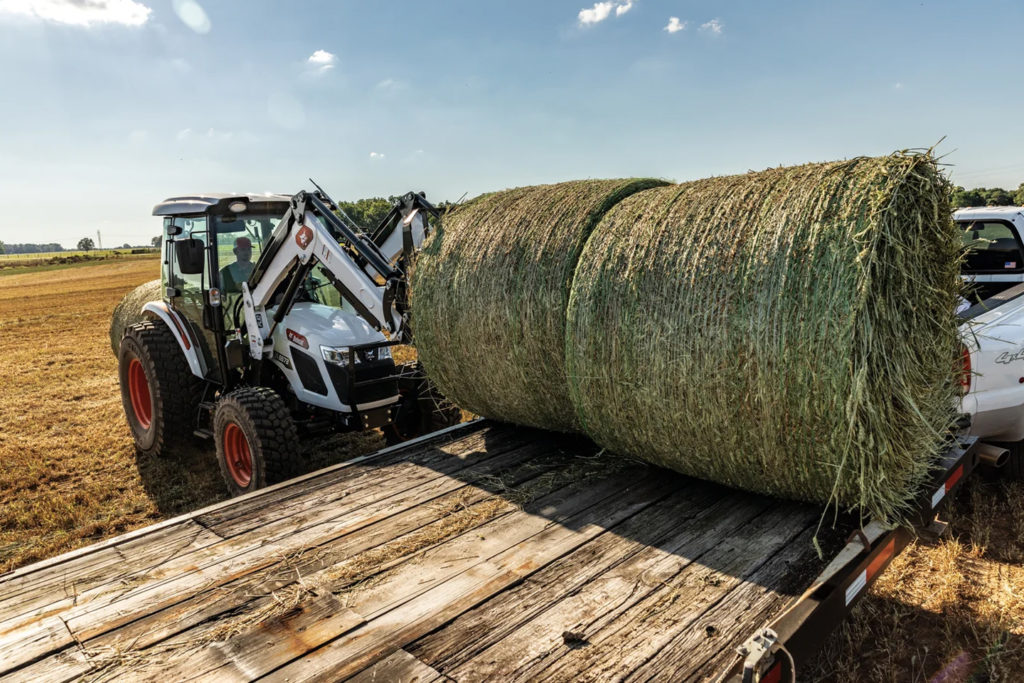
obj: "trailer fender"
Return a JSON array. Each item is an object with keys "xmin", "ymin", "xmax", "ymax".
[{"xmin": 142, "ymin": 301, "xmax": 206, "ymax": 379}]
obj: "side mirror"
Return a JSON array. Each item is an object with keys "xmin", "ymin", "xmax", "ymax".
[{"xmin": 175, "ymin": 238, "xmax": 206, "ymax": 275}]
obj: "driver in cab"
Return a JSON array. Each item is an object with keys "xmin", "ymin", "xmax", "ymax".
[{"xmin": 220, "ymin": 236, "xmax": 254, "ymax": 293}]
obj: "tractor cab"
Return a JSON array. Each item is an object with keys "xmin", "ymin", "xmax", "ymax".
[{"xmin": 152, "ymin": 193, "xmax": 399, "ymax": 430}]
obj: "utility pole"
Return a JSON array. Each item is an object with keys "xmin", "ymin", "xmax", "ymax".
[{"xmin": 97, "ymin": 230, "xmax": 102, "ymax": 250}]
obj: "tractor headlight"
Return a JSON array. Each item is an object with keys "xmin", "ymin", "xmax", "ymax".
[{"xmin": 321, "ymin": 345, "xmax": 353, "ymax": 367}]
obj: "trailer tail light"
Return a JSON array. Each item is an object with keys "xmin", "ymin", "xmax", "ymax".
[{"xmin": 958, "ymin": 345, "xmax": 971, "ymax": 395}]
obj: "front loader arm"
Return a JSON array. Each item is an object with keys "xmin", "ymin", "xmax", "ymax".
[{"xmin": 240, "ymin": 192, "xmax": 405, "ymax": 361}]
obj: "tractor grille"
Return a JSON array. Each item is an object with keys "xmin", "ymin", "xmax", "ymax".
[
  {"xmin": 326, "ymin": 360, "xmax": 398, "ymax": 407},
  {"xmin": 292, "ymin": 348, "xmax": 328, "ymax": 396}
]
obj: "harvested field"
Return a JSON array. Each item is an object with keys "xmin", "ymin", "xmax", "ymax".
[{"xmin": 0, "ymin": 257, "xmax": 384, "ymax": 573}]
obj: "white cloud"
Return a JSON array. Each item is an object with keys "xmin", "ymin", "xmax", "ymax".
[
  {"xmin": 171, "ymin": 0, "xmax": 209, "ymax": 34},
  {"xmin": 0, "ymin": 0, "xmax": 151, "ymax": 27},
  {"xmin": 578, "ymin": 1, "xmax": 613, "ymax": 25},
  {"xmin": 176, "ymin": 128, "xmax": 192, "ymax": 141},
  {"xmin": 699, "ymin": 18, "xmax": 723, "ymax": 35},
  {"xmin": 369, "ymin": 152, "xmax": 385, "ymax": 160},
  {"xmin": 615, "ymin": 0, "xmax": 633, "ymax": 16},
  {"xmin": 375, "ymin": 78, "xmax": 408, "ymax": 93},
  {"xmin": 307, "ymin": 49, "xmax": 337, "ymax": 73},
  {"xmin": 893, "ymin": 82, "xmax": 904, "ymax": 90},
  {"xmin": 664, "ymin": 17, "xmax": 685, "ymax": 33}
]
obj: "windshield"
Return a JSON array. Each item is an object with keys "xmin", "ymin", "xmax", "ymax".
[{"xmin": 960, "ymin": 220, "xmax": 1024, "ymax": 274}]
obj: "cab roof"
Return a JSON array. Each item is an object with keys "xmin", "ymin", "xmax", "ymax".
[
  {"xmin": 152, "ymin": 193, "xmax": 293, "ymax": 216},
  {"xmin": 954, "ymin": 206, "xmax": 1024, "ymax": 222}
]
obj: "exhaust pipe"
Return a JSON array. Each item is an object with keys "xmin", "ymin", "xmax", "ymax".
[{"xmin": 977, "ymin": 442, "xmax": 1010, "ymax": 469}]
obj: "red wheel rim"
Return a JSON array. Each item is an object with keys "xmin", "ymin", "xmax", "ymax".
[
  {"xmin": 223, "ymin": 422, "xmax": 253, "ymax": 488},
  {"xmin": 128, "ymin": 358, "xmax": 152, "ymax": 430}
]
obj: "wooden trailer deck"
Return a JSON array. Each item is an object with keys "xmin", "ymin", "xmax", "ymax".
[{"xmin": 0, "ymin": 420, "xmax": 848, "ymax": 682}]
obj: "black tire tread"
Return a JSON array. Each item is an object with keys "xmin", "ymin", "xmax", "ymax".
[
  {"xmin": 214, "ymin": 386, "xmax": 303, "ymax": 494},
  {"xmin": 121, "ymin": 320, "xmax": 201, "ymax": 458}
]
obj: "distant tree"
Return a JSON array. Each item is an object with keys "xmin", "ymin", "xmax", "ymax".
[
  {"xmin": 0, "ymin": 241, "xmax": 5, "ymax": 255},
  {"xmin": 335, "ymin": 197, "xmax": 394, "ymax": 231},
  {"xmin": 1015, "ymin": 183, "xmax": 1024, "ymax": 206},
  {"xmin": 984, "ymin": 188, "xmax": 1014, "ymax": 206},
  {"xmin": 121, "ymin": 243, "xmax": 131, "ymax": 249},
  {"xmin": 952, "ymin": 186, "xmax": 986, "ymax": 208},
  {"xmin": 77, "ymin": 237, "xmax": 95, "ymax": 251},
  {"xmin": 151, "ymin": 235, "xmax": 162, "ymax": 247}
]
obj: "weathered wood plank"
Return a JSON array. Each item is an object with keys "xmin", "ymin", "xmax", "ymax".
[
  {"xmin": 59, "ymin": 440, "xmax": 575, "ymax": 661},
  {"xmin": 661, "ymin": 527, "xmax": 824, "ymax": 681},
  {"xmin": 0, "ymin": 520, "xmax": 222, "ymax": 630},
  {"xmin": 6, "ymin": 434, "xmax": 538, "ymax": 651},
  {"xmin": 199, "ymin": 424, "xmax": 536, "ymax": 537},
  {"xmin": 345, "ymin": 649, "xmax": 445, "ymax": 683},
  {"xmin": 0, "ymin": 426, "xmax": 509, "ymax": 636},
  {"xmin": 0, "ymin": 641, "xmax": 91, "ymax": 683},
  {"xmin": 0, "ymin": 616, "xmax": 74, "ymax": 678},
  {"xmin": 0, "ymin": 420, "xmax": 485, "ymax": 587},
  {"xmin": 408, "ymin": 482, "xmax": 768, "ymax": 672},
  {"xmin": 262, "ymin": 470, "xmax": 676, "ymax": 683},
  {"xmin": 481, "ymin": 503, "xmax": 818, "ymax": 682},
  {"xmin": 79, "ymin": 595, "xmax": 366, "ymax": 682}
]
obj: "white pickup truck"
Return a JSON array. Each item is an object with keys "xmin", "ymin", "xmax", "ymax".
[{"xmin": 958, "ymin": 205, "xmax": 1024, "ymax": 478}]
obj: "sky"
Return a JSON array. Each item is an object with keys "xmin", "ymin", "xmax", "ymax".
[{"xmin": 0, "ymin": 0, "xmax": 1022, "ymax": 248}]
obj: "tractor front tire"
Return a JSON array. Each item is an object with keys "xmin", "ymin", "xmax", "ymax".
[
  {"xmin": 118, "ymin": 320, "xmax": 200, "ymax": 458},
  {"xmin": 214, "ymin": 387, "xmax": 304, "ymax": 496}
]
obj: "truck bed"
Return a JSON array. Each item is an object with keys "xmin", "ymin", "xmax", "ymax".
[{"xmin": 0, "ymin": 420, "xmax": 970, "ymax": 682}]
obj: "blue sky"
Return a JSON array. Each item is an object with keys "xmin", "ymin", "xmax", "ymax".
[{"xmin": 0, "ymin": 0, "xmax": 1022, "ymax": 247}]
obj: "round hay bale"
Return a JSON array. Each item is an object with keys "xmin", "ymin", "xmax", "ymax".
[
  {"xmin": 565, "ymin": 154, "xmax": 961, "ymax": 519},
  {"xmin": 412, "ymin": 178, "xmax": 667, "ymax": 432},
  {"xmin": 110, "ymin": 279, "xmax": 161, "ymax": 355}
]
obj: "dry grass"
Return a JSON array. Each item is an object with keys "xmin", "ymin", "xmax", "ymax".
[
  {"xmin": 810, "ymin": 477, "xmax": 1024, "ymax": 682},
  {"xmin": 0, "ymin": 257, "xmax": 388, "ymax": 572}
]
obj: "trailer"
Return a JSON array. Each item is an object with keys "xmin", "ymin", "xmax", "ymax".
[{"xmin": 0, "ymin": 421, "xmax": 979, "ymax": 682}]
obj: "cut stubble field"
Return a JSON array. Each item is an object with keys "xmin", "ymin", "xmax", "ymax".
[{"xmin": 0, "ymin": 257, "xmax": 1021, "ymax": 681}]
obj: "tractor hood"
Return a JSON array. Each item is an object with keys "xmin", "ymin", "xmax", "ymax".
[{"xmin": 277, "ymin": 302, "xmax": 385, "ymax": 348}]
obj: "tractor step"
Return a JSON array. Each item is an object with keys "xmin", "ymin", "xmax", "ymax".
[
  {"xmin": 199, "ymin": 401, "xmax": 217, "ymax": 412},
  {"xmin": 193, "ymin": 428, "xmax": 214, "ymax": 440}
]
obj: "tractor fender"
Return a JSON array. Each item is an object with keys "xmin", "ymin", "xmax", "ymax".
[{"xmin": 142, "ymin": 301, "xmax": 207, "ymax": 379}]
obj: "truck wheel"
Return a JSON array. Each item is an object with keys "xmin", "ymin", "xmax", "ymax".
[
  {"xmin": 118, "ymin": 320, "xmax": 201, "ymax": 458},
  {"xmin": 1002, "ymin": 441, "xmax": 1024, "ymax": 480},
  {"xmin": 214, "ymin": 387, "xmax": 304, "ymax": 496}
]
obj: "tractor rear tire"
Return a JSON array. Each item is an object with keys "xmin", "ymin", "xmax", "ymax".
[
  {"xmin": 214, "ymin": 387, "xmax": 304, "ymax": 496},
  {"xmin": 118, "ymin": 320, "xmax": 201, "ymax": 458}
]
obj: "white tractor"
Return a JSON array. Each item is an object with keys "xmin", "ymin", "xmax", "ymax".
[{"xmin": 117, "ymin": 186, "xmax": 457, "ymax": 495}]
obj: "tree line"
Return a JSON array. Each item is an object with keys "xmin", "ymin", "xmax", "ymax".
[{"xmin": 952, "ymin": 183, "xmax": 1024, "ymax": 208}]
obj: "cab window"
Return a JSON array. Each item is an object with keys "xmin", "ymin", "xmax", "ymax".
[{"xmin": 961, "ymin": 221, "xmax": 1024, "ymax": 273}]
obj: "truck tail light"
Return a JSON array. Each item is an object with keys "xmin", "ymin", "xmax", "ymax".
[{"xmin": 958, "ymin": 345, "xmax": 971, "ymax": 395}]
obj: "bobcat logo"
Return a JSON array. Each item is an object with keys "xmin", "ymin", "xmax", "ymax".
[{"xmin": 295, "ymin": 226, "xmax": 314, "ymax": 249}]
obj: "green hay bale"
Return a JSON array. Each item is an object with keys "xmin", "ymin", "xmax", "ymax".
[
  {"xmin": 109, "ymin": 279, "xmax": 161, "ymax": 354},
  {"xmin": 412, "ymin": 178, "xmax": 667, "ymax": 432},
  {"xmin": 565, "ymin": 154, "xmax": 961, "ymax": 520}
]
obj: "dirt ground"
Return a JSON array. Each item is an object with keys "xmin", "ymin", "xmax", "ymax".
[{"xmin": 0, "ymin": 257, "xmax": 1021, "ymax": 680}]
